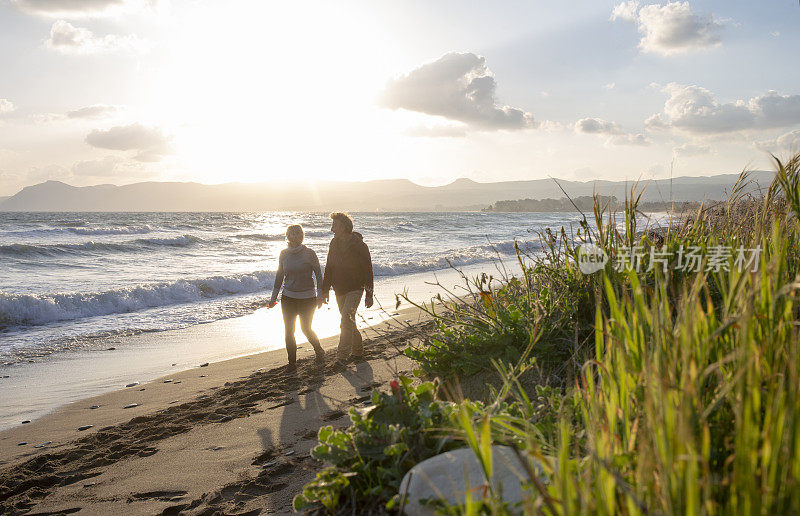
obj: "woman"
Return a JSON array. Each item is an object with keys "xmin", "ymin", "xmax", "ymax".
[{"xmin": 268, "ymin": 225, "xmax": 325, "ymax": 370}]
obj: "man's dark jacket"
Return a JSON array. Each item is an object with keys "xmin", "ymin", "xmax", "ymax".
[{"xmin": 322, "ymin": 232, "xmax": 374, "ymax": 295}]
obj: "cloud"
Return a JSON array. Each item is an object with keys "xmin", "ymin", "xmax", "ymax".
[
  {"xmin": 610, "ymin": 1, "xmax": 640, "ymax": 22},
  {"xmin": 645, "ymin": 113, "xmax": 669, "ymax": 131},
  {"xmin": 85, "ymin": 123, "xmax": 173, "ymax": 162},
  {"xmin": 379, "ymin": 52, "xmax": 534, "ymax": 131},
  {"xmin": 749, "ymin": 90, "xmax": 800, "ymax": 129},
  {"xmin": 574, "ymin": 117, "xmax": 650, "ymax": 146},
  {"xmin": 755, "ymin": 130, "xmax": 800, "ymax": 153},
  {"xmin": 649, "ymin": 83, "xmax": 800, "ymax": 134},
  {"xmin": 0, "ymin": 99, "xmax": 15, "ymax": 116},
  {"xmin": 575, "ymin": 117, "xmax": 623, "ymax": 134},
  {"xmin": 45, "ymin": 20, "xmax": 148, "ymax": 54},
  {"xmin": 611, "ymin": 1, "xmax": 726, "ymax": 56},
  {"xmin": 662, "ymin": 83, "xmax": 753, "ymax": 133},
  {"xmin": 67, "ymin": 104, "xmax": 119, "ymax": 118},
  {"xmin": 14, "ymin": 0, "xmax": 138, "ymax": 17},
  {"xmin": 673, "ymin": 141, "xmax": 713, "ymax": 156}
]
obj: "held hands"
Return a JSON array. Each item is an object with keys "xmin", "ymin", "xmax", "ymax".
[
  {"xmin": 316, "ymin": 297, "xmax": 325, "ymax": 309},
  {"xmin": 267, "ymin": 299, "xmax": 277, "ymax": 309},
  {"xmin": 365, "ymin": 291, "xmax": 374, "ymax": 308}
]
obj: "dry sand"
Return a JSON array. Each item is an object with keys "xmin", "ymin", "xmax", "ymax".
[{"xmin": 0, "ymin": 307, "xmax": 433, "ymax": 515}]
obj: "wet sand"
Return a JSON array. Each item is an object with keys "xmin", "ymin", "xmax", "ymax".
[{"xmin": 0, "ymin": 307, "xmax": 433, "ymax": 515}]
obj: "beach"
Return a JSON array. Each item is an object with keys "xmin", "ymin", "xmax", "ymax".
[
  {"xmin": 0, "ymin": 211, "xmax": 553, "ymax": 429},
  {"xmin": 0, "ymin": 305, "xmax": 431, "ymax": 515},
  {"xmin": 0, "ymin": 210, "xmax": 538, "ymax": 514}
]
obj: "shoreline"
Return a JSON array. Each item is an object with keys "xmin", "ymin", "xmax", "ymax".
[
  {"xmin": 0, "ymin": 305, "xmax": 433, "ymax": 514},
  {"xmin": 0, "ymin": 262, "xmax": 495, "ymax": 432}
]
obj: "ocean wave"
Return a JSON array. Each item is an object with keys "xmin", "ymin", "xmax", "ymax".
[
  {"xmin": 1, "ymin": 225, "xmax": 154, "ymax": 238},
  {"xmin": 0, "ymin": 242, "xmax": 130, "ymax": 257},
  {"xmin": 135, "ymin": 235, "xmax": 203, "ymax": 246},
  {"xmin": 372, "ymin": 240, "xmax": 539, "ymax": 276},
  {"xmin": 233, "ymin": 233, "xmax": 285, "ymax": 242},
  {"xmin": 0, "ymin": 234, "xmax": 202, "ymax": 257},
  {"xmin": 0, "ymin": 270, "xmax": 276, "ymax": 328},
  {"xmin": 392, "ymin": 222, "xmax": 420, "ymax": 232},
  {"xmin": 233, "ymin": 230, "xmax": 330, "ymax": 242},
  {"xmin": 68, "ymin": 225, "xmax": 154, "ymax": 235}
]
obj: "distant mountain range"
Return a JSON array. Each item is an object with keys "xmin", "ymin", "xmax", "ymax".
[{"xmin": 0, "ymin": 172, "xmax": 775, "ymax": 212}]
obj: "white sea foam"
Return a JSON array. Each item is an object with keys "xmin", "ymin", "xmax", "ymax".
[
  {"xmin": 0, "ymin": 235, "xmax": 202, "ymax": 257},
  {"xmin": 0, "ymin": 270, "xmax": 276, "ymax": 328},
  {"xmin": 372, "ymin": 240, "xmax": 538, "ymax": 276},
  {"xmin": 68, "ymin": 225, "xmax": 153, "ymax": 235},
  {"xmin": 135, "ymin": 235, "xmax": 202, "ymax": 246},
  {"xmin": 1, "ymin": 225, "xmax": 154, "ymax": 238}
]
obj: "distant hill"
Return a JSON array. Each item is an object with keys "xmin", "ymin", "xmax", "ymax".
[
  {"xmin": 0, "ymin": 196, "xmax": 7, "ymax": 205},
  {"xmin": 485, "ymin": 196, "xmax": 704, "ymax": 213},
  {"xmin": 0, "ymin": 172, "xmax": 775, "ymax": 212}
]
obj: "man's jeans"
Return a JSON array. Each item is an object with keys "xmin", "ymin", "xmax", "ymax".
[{"xmin": 335, "ymin": 289, "xmax": 363, "ymax": 360}]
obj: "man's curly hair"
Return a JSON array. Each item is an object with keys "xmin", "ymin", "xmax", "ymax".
[{"xmin": 329, "ymin": 212, "xmax": 353, "ymax": 233}]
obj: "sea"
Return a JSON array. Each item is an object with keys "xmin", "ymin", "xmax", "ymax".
[{"xmin": 0, "ymin": 211, "xmax": 591, "ymax": 368}]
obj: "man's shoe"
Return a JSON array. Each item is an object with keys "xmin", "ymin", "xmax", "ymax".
[{"xmin": 286, "ymin": 363, "xmax": 297, "ymax": 373}]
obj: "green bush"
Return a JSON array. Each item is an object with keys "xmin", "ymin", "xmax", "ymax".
[
  {"xmin": 404, "ymin": 234, "xmax": 597, "ymax": 379},
  {"xmin": 293, "ymin": 377, "xmax": 461, "ymax": 513}
]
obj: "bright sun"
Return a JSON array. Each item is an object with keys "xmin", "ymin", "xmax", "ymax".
[{"xmin": 142, "ymin": 1, "xmax": 404, "ymax": 184}]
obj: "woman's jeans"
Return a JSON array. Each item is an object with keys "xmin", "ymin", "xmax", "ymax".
[
  {"xmin": 335, "ymin": 289, "xmax": 363, "ymax": 360},
  {"xmin": 281, "ymin": 296, "xmax": 323, "ymax": 365}
]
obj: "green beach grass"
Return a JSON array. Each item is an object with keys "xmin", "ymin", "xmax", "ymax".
[{"xmin": 296, "ymin": 153, "xmax": 800, "ymax": 514}]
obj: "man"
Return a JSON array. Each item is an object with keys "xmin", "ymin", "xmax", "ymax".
[{"xmin": 321, "ymin": 212, "xmax": 374, "ymax": 364}]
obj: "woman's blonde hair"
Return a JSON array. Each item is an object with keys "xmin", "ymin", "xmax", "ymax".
[{"xmin": 286, "ymin": 224, "xmax": 304, "ymax": 245}]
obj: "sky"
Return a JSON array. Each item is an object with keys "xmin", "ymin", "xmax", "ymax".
[{"xmin": 0, "ymin": 0, "xmax": 799, "ymax": 195}]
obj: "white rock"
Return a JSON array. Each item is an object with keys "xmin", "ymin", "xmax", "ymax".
[{"xmin": 398, "ymin": 445, "xmax": 547, "ymax": 515}]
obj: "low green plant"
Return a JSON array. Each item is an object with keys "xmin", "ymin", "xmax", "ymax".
[
  {"xmin": 403, "ymin": 233, "xmax": 597, "ymax": 379},
  {"xmin": 293, "ymin": 377, "xmax": 460, "ymax": 513}
]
